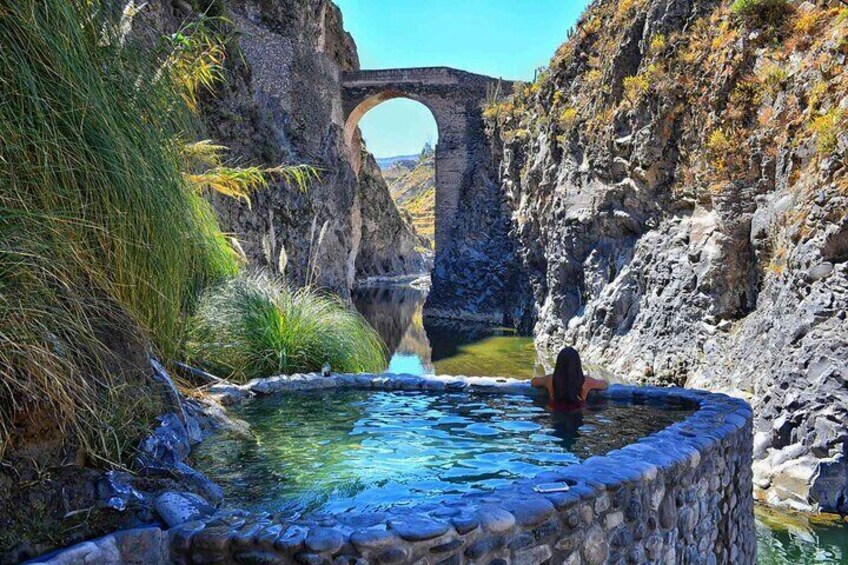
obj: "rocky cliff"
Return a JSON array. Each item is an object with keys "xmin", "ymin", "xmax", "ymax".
[
  {"xmin": 491, "ymin": 0, "xmax": 848, "ymax": 512},
  {"xmin": 180, "ymin": 0, "xmax": 423, "ymax": 291},
  {"xmin": 355, "ymin": 149, "xmax": 427, "ymax": 277},
  {"xmin": 385, "ymin": 145, "xmax": 437, "ymax": 247}
]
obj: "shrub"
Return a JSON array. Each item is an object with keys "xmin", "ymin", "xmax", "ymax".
[
  {"xmin": 757, "ymin": 63, "xmax": 788, "ymax": 94},
  {"xmin": 792, "ymin": 9, "xmax": 821, "ymax": 36},
  {"xmin": 731, "ymin": 0, "xmax": 792, "ymax": 29},
  {"xmin": 809, "ymin": 109, "xmax": 845, "ymax": 156},
  {"xmin": 0, "ymin": 0, "xmax": 242, "ymax": 461},
  {"xmin": 649, "ymin": 33, "xmax": 667, "ymax": 53},
  {"xmin": 585, "ymin": 69, "xmax": 604, "ymax": 85},
  {"xmin": 616, "ymin": 0, "xmax": 638, "ymax": 21},
  {"xmin": 622, "ymin": 65, "xmax": 659, "ymax": 105},
  {"xmin": 185, "ymin": 272, "xmax": 388, "ymax": 381},
  {"xmin": 558, "ymin": 107, "xmax": 579, "ymax": 130},
  {"xmin": 808, "ymin": 81, "xmax": 829, "ymax": 111},
  {"xmin": 705, "ymin": 128, "xmax": 737, "ymax": 173}
]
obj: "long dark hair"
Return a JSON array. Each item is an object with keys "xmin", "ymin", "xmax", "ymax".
[{"xmin": 552, "ymin": 347, "xmax": 585, "ymax": 404}]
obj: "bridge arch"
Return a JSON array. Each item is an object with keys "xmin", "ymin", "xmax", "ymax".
[
  {"xmin": 341, "ymin": 67, "xmax": 506, "ymax": 263},
  {"xmin": 343, "ymin": 91, "xmax": 441, "ymax": 158}
]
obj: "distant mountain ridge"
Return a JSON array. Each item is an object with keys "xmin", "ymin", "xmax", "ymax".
[
  {"xmin": 380, "ymin": 145, "xmax": 436, "ymax": 248},
  {"xmin": 376, "ymin": 153, "xmax": 420, "ymax": 170}
]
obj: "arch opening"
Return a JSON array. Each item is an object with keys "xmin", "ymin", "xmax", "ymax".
[
  {"xmin": 348, "ymin": 96, "xmax": 439, "ymax": 254},
  {"xmin": 343, "ymin": 93, "xmax": 439, "ymax": 160}
]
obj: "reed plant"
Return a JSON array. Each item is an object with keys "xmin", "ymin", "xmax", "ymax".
[
  {"xmin": 185, "ymin": 272, "xmax": 388, "ymax": 382},
  {"xmin": 0, "ymin": 0, "xmax": 238, "ymax": 461}
]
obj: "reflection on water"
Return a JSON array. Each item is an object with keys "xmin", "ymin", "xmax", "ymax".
[
  {"xmin": 352, "ymin": 285, "xmax": 542, "ymax": 378},
  {"xmin": 756, "ymin": 505, "xmax": 848, "ymax": 564},
  {"xmin": 192, "ymin": 389, "xmax": 692, "ymax": 517}
]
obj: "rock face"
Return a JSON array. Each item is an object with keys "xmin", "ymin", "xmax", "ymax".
[
  {"xmin": 491, "ymin": 0, "xmax": 848, "ymax": 512},
  {"xmin": 187, "ymin": 0, "xmax": 424, "ymax": 291},
  {"xmin": 355, "ymin": 150, "xmax": 426, "ymax": 278}
]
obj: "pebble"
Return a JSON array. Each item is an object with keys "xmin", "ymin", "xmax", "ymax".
[
  {"xmin": 477, "ymin": 508, "xmax": 516, "ymax": 533},
  {"xmin": 389, "ymin": 517, "xmax": 449, "ymax": 541}
]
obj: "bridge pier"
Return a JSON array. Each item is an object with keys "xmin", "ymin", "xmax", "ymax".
[{"xmin": 341, "ymin": 67, "xmax": 532, "ymax": 329}]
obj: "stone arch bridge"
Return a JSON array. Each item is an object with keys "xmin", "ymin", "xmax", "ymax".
[
  {"xmin": 342, "ymin": 67, "xmax": 505, "ymax": 253},
  {"xmin": 342, "ymin": 67, "xmax": 528, "ymax": 326}
]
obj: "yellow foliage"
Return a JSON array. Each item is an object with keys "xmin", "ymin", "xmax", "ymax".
[
  {"xmin": 728, "ymin": 78, "xmax": 763, "ymax": 121},
  {"xmin": 808, "ymin": 81, "xmax": 828, "ymax": 111},
  {"xmin": 586, "ymin": 69, "xmax": 603, "ymax": 84},
  {"xmin": 756, "ymin": 63, "xmax": 788, "ymax": 95},
  {"xmin": 582, "ymin": 16, "xmax": 602, "ymax": 35},
  {"xmin": 181, "ymin": 140, "xmax": 317, "ymax": 204},
  {"xmin": 553, "ymin": 90, "xmax": 564, "ymax": 106},
  {"xmin": 793, "ymin": 9, "xmax": 821, "ymax": 35},
  {"xmin": 558, "ymin": 107, "xmax": 579, "ymax": 130},
  {"xmin": 649, "ymin": 33, "xmax": 667, "ymax": 53},
  {"xmin": 482, "ymin": 100, "xmax": 515, "ymax": 123},
  {"xmin": 808, "ymin": 109, "xmax": 845, "ymax": 156},
  {"xmin": 622, "ymin": 65, "xmax": 659, "ymax": 104},
  {"xmin": 711, "ymin": 20, "xmax": 737, "ymax": 52},
  {"xmin": 705, "ymin": 128, "xmax": 736, "ymax": 172},
  {"xmin": 164, "ymin": 21, "xmax": 227, "ymax": 112},
  {"xmin": 616, "ymin": 0, "xmax": 637, "ymax": 20}
]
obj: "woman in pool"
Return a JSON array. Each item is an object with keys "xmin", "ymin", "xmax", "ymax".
[{"xmin": 531, "ymin": 347, "xmax": 608, "ymax": 410}]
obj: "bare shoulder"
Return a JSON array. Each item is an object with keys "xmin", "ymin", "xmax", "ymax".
[
  {"xmin": 587, "ymin": 375, "xmax": 609, "ymax": 391},
  {"xmin": 530, "ymin": 374, "xmax": 551, "ymax": 388}
]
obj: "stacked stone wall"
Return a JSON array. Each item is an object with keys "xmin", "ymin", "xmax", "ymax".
[{"xmin": 32, "ymin": 375, "xmax": 755, "ymax": 565}]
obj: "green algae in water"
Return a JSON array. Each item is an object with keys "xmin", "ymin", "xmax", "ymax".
[
  {"xmin": 755, "ymin": 505, "xmax": 848, "ymax": 564},
  {"xmin": 191, "ymin": 389, "xmax": 692, "ymax": 517},
  {"xmin": 432, "ymin": 333, "xmax": 540, "ymax": 379}
]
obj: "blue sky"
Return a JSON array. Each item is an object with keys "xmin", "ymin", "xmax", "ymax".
[{"xmin": 335, "ymin": 0, "xmax": 590, "ymax": 157}]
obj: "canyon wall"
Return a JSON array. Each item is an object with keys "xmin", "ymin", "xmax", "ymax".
[
  {"xmin": 492, "ymin": 0, "xmax": 848, "ymax": 512},
  {"xmin": 178, "ymin": 0, "xmax": 423, "ymax": 291}
]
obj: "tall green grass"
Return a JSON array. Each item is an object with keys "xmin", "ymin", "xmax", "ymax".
[
  {"xmin": 0, "ymin": 0, "xmax": 238, "ymax": 461},
  {"xmin": 185, "ymin": 272, "xmax": 388, "ymax": 381}
]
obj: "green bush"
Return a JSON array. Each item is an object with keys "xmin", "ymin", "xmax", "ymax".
[
  {"xmin": 0, "ymin": 0, "xmax": 238, "ymax": 461},
  {"xmin": 185, "ymin": 272, "xmax": 388, "ymax": 381},
  {"xmin": 731, "ymin": 0, "xmax": 792, "ymax": 29}
]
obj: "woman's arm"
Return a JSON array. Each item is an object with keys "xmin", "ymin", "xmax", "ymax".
[
  {"xmin": 530, "ymin": 374, "xmax": 553, "ymax": 396},
  {"xmin": 587, "ymin": 376, "xmax": 609, "ymax": 392}
]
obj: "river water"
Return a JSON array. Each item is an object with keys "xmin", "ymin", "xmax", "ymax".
[
  {"xmin": 352, "ymin": 283, "xmax": 848, "ymax": 564},
  {"xmin": 352, "ymin": 284, "xmax": 543, "ymax": 379}
]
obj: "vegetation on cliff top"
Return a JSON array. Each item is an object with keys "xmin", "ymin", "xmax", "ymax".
[{"xmin": 485, "ymin": 0, "xmax": 847, "ymax": 261}]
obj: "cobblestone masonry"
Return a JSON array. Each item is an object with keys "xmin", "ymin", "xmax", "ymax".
[{"xmin": 33, "ymin": 374, "xmax": 755, "ymax": 564}]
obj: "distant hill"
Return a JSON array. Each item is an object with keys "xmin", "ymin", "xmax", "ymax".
[
  {"xmin": 376, "ymin": 154, "xmax": 420, "ymax": 170},
  {"xmin": 382, "ymin": 145, "xmax": 435, "ymax": 247}
]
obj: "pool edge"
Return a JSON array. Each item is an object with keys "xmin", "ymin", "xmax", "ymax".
[{"xmin": 32, "ymin": 373, "xmax": 756, "ymax": 565}]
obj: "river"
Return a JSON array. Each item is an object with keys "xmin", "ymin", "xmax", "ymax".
[{"xmin": 352, "ymin": 283, "xmax": 848, "ymax": 564}]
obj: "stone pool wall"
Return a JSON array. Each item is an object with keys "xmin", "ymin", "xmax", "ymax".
[{"xmin": 32, "ymin": 374, "xmax": 755, "ymax": 565}]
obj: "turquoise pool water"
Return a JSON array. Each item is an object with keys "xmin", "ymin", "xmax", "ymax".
[{"xmin": 191, "ymin": 389, "xmax": 692, "ymax": 517}]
